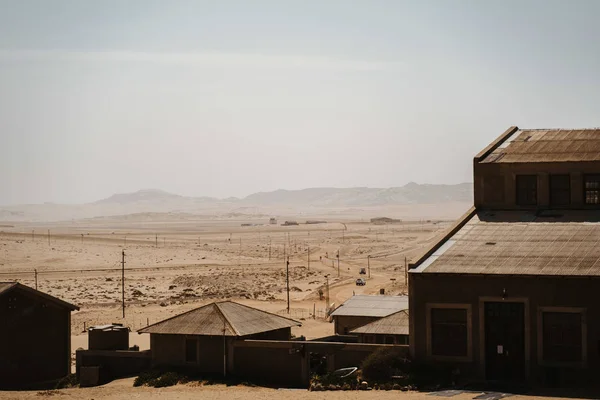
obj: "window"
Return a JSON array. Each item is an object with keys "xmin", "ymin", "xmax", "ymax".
[
  {"xmin": 483, "ymin": 175, "xmax": 505, "ymax": 204},
  {"xmin": 516, "ymin": 175, "xmax": 537, "ymax": 206},
  {"xmin": 549, "ymin": 174, "xmax": 570, "ymax": 206},
  {"xmin": 185, "ymin": 338, "xmax": 198, "ymax": 363},
  {"xmin": 584, "ymin": 175, "xmax": 600, "ymax": 205},
  {"xmin": 430, "ymin": 308, "xmax": 468, "ymax": 357},
  {"xmin": 542, "ymin": 311, "xmax": 584, "ymax": 364}
]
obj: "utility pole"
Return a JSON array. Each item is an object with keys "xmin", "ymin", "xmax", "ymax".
[
  {"xmin": 34, "ymin": 269, "xmax": 38, "ymax": 290},
  {"xmin": 307, "ymin": 245, "xmax": 310, "ymax": 272},
  {"xmin": 368, "ymin": 255, "xmax": 371, "ymax": 278},
  {"xmin": 336, "ymin": 250, "xmax": 340, "ymax": 277},
  {"xmin": 286, "ymin": 257, "xmax": 290, "ymax": 314},
  {"xmin": 81, "ymin": 234, "xmax": 83, "ymax": 244},
  {"xmin": 268, "ymin": 237, "xmax": 271, "ymax": 260},
  {"xmin": 404, "ymin": 256, "xmax": 408, "ymax": 286},
  {"xmin": 155, "ymin": 234, "xmax": 158, "ymax": 248},
  {"xmin": 121, "ymin": 250, "xmax": 126, "ymax": 318},
  {"xmin": 324, "ymin": 274, "xmax": 330, "ymax": 312}
]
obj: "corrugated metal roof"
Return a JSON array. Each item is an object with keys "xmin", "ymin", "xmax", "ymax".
[
  {"xmin": 330, "ymin": 295, "xmax": 408, "ymax": 317},
  {"xmin": 138, "ymin": 301, "xmax": 301, "ymax": 336},
  {"xmin": 413, "ymin": 210, "xmax": 600, "ymax": 276},
  {"xmin": 480, "ymin": 129, "xmax": 600, "ymax": 163},
  {"xmin": 349, "ymin": 310, "xmax": 409, "ymax": 335},
  {"xmin": 0, "ymin": 282, "xmax": 79, "ymax": 310}
]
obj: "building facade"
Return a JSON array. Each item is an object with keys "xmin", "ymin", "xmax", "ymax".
[
  {"xmin": 0, "ymin": 282, "xmax": 78, "ymax": 388},
  {"xmin": 410, "ymin": 127, "xmax": 600, "ymax": 386}
]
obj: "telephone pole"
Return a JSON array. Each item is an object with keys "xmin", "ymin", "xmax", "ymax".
[
  {"xmin": 307, "ymin": 245, "xmax": 310, "ymax": 272},
  {"xmin": 155, "ymin": 234, "xmax": 158, "ymax": 248},
  {"xmin": 324, "ymin": 274, "xmax": 330, "ymax": 312},
  {"xmin": 368, "ymin": 255, "xmax": 371, "ymax": 278},
  {"xmin": 404, "ymin": 256, "xmax": 408, "ymax": 286},
  {"xmin": 336, "ymin": 250, "xmax": 340, "ymax": 277},
  {"xmin": 268, "ymin": 237, "xmax": 271, "ymax": 260},
  {"xmin": 34, "ymin": 269, "xmax": 38, "ymax": 290},
  {"xmin": 286, "ymin": 257, "xmax": 290, "ymax": 314},
  {"xmin": 121, "ymin": 251, "xmax": 126, "ymax": 318}
]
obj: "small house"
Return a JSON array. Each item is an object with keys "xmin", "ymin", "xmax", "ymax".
[
  {"xmin": 0, "ymin": 282, "xmax": 79, "ymax": 388},
  {"xmin": 138, "ymin": 301, "xmax": 301, "ymax": 374},
  {"xmin": 350, "ymin": 310, "xmax": 409, "ymax": 345},
  {"xmin": 329, "ymin": 295, "xmax": 408, "ymax": 335}
]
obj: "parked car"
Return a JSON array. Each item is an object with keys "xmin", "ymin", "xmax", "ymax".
[
  {"xmin": 355, "ymin": 278, "xmax": 366, "ymax": 286},
  {"xmin": 359, "ymin": 268, "xmax": 366, "ymax": 275}
]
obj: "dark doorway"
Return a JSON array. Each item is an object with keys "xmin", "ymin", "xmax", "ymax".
[{"xmin": 484, "ymin": 302, "xmax": 525, "ymax": 382}]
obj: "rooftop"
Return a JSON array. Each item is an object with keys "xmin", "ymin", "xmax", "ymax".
[
  {"xmin": 479, "ymin": 128, "xmax": 600, "ymax": 164},
  {"xmin": 138, "ymin": 301, "xmax": 300, "ymax": 336},
  {"xmin": 411, "ymin": 210, "xmax": 600, "ymax": 276},
  {"xmin": 330, "ymin": 295, "xmax": 408, "ymax": 318},
  {"xmin": 349, "ymin": 310, "xmax": 409, "ymax": 336},
  {"xmin": 0, "ymin": 282, "xmax": 79, "ymax": 310}
]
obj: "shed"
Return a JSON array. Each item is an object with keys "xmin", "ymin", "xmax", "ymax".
[
  {"xmin": 329, "ymin": 295, "xmax": 408, "ymax": 335},
  {"xmin": 350, "ymin": 310, "xmax": 409, "ymax": 345},
  {"xmin": 0, "ymin": 282, "xmax": 79, "ymax": 388},
  {"xmin": 88, "ymin": 324, "xmax": 130, "ymax": 350},
  {"xmin": 138, "ymin": 301, "xmax": 301, "ymax": 374}
]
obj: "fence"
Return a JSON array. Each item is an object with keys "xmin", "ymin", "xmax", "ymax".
[{"xmin": 276, "ymin": 307, "xmax": 328, "ymax": 320}]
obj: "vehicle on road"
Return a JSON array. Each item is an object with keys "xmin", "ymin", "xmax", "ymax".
[
  {"xmin": 355, "ymin": 278, "xmax": 366, "ymax": 286},
  {"xmin": 359, "ymin": 268, "xmax": 366, "ymax": 275}
]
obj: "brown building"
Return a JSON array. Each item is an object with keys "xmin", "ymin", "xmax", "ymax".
[
  {"xmin": 138, "ymin": 301, "xmax": 300, "ymax": 375},
  {"xmin": 409, "ymin": 127, "xmax": 600, "ymax": 386},
  {"xmin": 330, "ymin": 295, "xmax": 408, "ymax": 335},
  {"xmin": 350, "ymin": 310, "xmax": 409, "ymax": 345},
  {"xmin": 0, "ymin": 282, "xmax": 79, "ymax": 388}
]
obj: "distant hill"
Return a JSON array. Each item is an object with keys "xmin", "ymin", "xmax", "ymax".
[{"xmin": 0, "ymin": 183, "xmax": 473, "ymax": 222}]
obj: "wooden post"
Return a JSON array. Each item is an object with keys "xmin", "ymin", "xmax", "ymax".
[
  {"xmin": 34, "ymin": 269, "xmax": 38, "ymax": 290},
  {"xmin": 155, "ymin": 234, "xmax": 158, "ymax": 248},
  {"xmin": 307, "ymin": 245, "xmax": 310, "ymax": 271},
  {"xmin": 368, "ymin": 255, "xmax": 371, "ymax": 278},
  {"xmin": 336, "ymin": 250, "xmax": 340, "ymax": 277},
  {"xmin": 268, "ymin": 237, "xmax": 271, "ymax": 260},
  {"xmin": 286, "ymin": 257, "xmax": 290, "ymax": 314},
  {"xmin": 313, "ymin": 303, "xmax": 316, "ymax": 319},
  {"xmin": 404, "ymin": 256, "xmax": 408, "ymax": 286}
]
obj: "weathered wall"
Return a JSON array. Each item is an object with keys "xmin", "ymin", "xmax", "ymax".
[
  {"xmin": 333, "ymin": 316, "xmax": 379, "ymax": 335},
  {"xmin": 474, "ymin": 161, "xmax": 600, "ymax": 209},
  {"xmin": 151, "ymin": 334, "xmax": 226, "ymax": 374},
  {"xmin": 233, "ymin": 344, "xmax": 305, "ymax": 387},
  {"xmin": 89, "ymin": 329, "xmax": 129, "ymax": 351},
  {"xmin": 0, "ymin": 288, "xmax": 71, "ymax": 388},
  {"xmin": 76, "ymin": 350, "xmax": 151, "ymax": 382},
  {"xmin": 410, "ymin": 273, "xmax": 600, "ymax": 385}
]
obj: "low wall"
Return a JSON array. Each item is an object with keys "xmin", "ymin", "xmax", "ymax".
[
  {"xmin": 76, "ymin": 349, "xmax": 152, "ymax": 384},
  {"xmin": 232, "ymin": 340, "xmax": 408, "ymax": 387}
]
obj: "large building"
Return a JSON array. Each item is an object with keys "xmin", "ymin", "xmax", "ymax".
[
  {"xmin": 0, "ymin": 282, "xmax": 79, "ymax": 388},
  {"xmin": 409, "ymin": 127, "xmax": 600, "ymax": 386}
]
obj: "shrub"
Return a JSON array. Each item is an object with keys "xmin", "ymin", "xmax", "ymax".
[
  {"xmin": 55, "ymin": 374, "xmax": 79, "ymax": 389},
  {"xmin": 153, "ymin": 372, "xmax": 182, "ymax": 388},
  {"xmin": 133, "ymin": 370, "xmax": 161, "ymax": 387},
  {"xmin": 361, "ymin": 347, "xmax": 410, "ymax": 383}
]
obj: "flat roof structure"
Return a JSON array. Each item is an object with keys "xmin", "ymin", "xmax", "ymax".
[{"xmin": 330, "ymin": 295, "xmax": 408, "ymax": 318}]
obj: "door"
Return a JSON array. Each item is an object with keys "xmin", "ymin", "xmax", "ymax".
[{"xmin": 484, "ymin": 302, "xmax": 525, "ymax": 381}]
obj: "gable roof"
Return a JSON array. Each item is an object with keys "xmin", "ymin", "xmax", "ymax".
[
  {"xmin": 410, "ymin": 210, "xmax": 600, "ymax": 276},
  {"xmin": 330, "ymin": 295, "xmax": 408, "ymax": 318},
  {"xmin": 138, "ymin": 301, "xmax": 301, "ymax": 336},
  {"xmin": 350, "ymin": 310, "xmax": 409, "ymax": 336},
  {"xmin": 0, "ymin": 282, "xmax": 79, "ymax": 311},
  {"xmin": 479, "ymin": 128, "xmax": 600, "ymax": 164}
]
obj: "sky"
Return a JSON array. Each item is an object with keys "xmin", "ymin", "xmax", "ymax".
[{"xmin": 2, "ymin": 0, "xmax": 600, "ymax": 205}]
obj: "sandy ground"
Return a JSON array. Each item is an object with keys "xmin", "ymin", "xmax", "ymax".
[{"xmin": 0, "ymin": 378, "xmax": 594, "ymax": 400}]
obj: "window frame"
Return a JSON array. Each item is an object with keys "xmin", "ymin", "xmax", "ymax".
[
  {"xmin": 515, "ymin": 174, "xmax": 538, "ymax": 206},
  {"xmin": 537, "ymin": 307, "xmax": 587, "ymax": 368},
  {"xmin": 426, "ymin": 303, "xmax": 473, "ymax": 362},
  {"xmin": 583, "ymin": 174, "xmax": 600, "ymax": 205},
  {"xmin": 549, "ymin": 174, "xmax": 571, "ymax": 207}
]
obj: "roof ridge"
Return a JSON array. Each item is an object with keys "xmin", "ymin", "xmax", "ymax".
[
  {"xmin": 138, "ymin": 303, "xmax": 213, "ymax": 333},
  {"xmin": 0, "ymin": 282, "xmax": 79, "ymax": 311},
  {"xmin": 223, "ymin": 301, "xmax": 302, "ymax": 326},
  {"xmin": 215, "ymin": 302, "xmax": 241, "ymax": 336}
]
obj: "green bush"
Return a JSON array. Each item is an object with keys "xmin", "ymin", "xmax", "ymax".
[
  {"xmin": 361, "ymin": 347, "xmax": 410, "ymax": 383},
  {"xmin": 153, "ymin": 372, "xmax": 182, "ymax": 388}
]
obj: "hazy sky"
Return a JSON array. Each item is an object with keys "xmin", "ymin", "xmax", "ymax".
[{"xmin": 2, "ymin": 0, "xmax": 600, "ymax": 205}]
